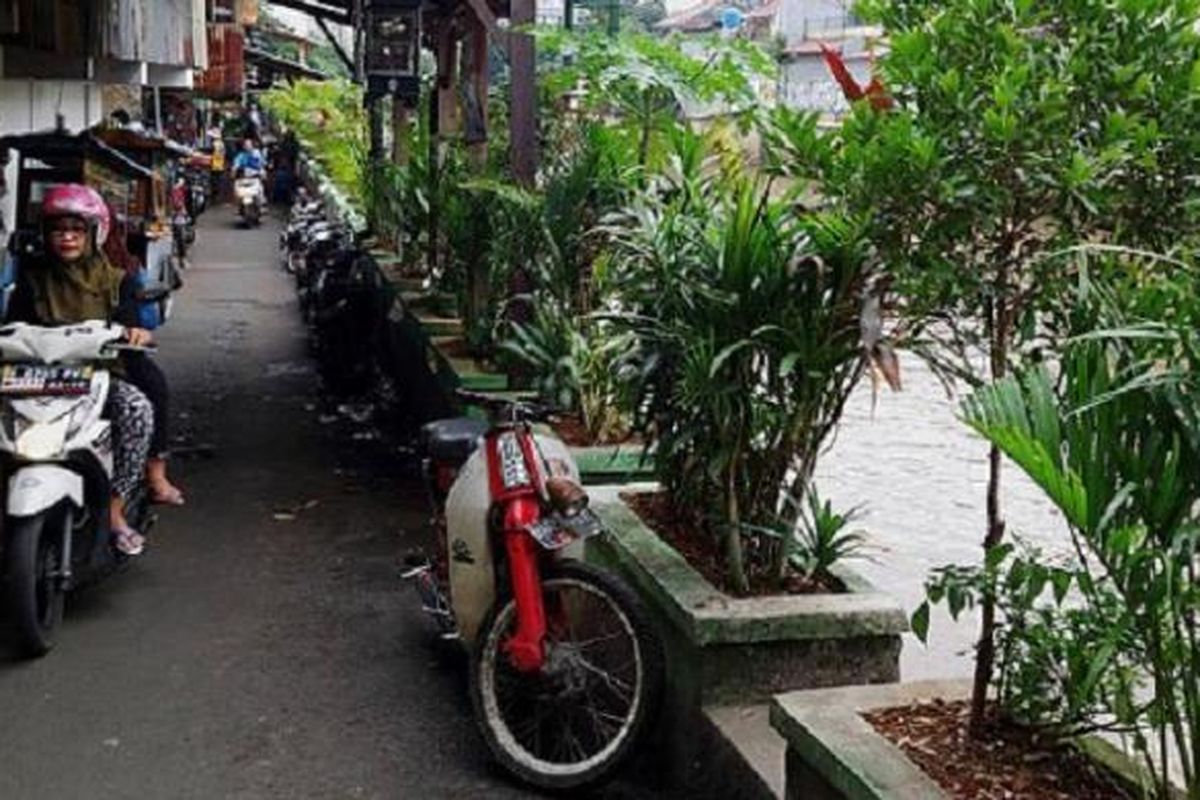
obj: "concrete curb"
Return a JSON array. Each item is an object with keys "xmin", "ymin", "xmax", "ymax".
[{"xmin": 770, "ymin": 681, "xmax": 967, "ymax": 800}]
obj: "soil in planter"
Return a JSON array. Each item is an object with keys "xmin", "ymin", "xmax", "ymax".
[
  {"xmin": 621, "ymin": 490, "xmax": 842, "ymax": 597},
  {"xmin": 864, "ymin": 699, "xmax": 1134, "ymax": 800},
  {"xmin": 550, "ymin": 413, "xmax": 637, "ymax": 448},
  {"xmin": 436, "ymin": 336, "xmax": 471, "ymax": 361}
]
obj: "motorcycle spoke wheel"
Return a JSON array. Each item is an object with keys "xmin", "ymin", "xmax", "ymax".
[{"xmin": 471, "ymin": 560, "xmax": 663, "ymax": 790}]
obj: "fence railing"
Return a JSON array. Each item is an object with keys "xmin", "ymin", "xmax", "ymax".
[{"xmin": 799, "ymin": 12, "xmax": 863, "ymax": 40}]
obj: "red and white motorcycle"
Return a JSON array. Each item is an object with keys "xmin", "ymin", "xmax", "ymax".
[{"xmin": 405, "ymin": 394, "xmax": 663, "ymax": 791}]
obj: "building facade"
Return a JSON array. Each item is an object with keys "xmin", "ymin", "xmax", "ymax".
[{"xmin": 0, "ymin": 0, "xmax": 210, "ymax": 246}]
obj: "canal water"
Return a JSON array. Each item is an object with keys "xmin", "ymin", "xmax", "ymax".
[{"xmin": 814, "ymin": 351, "xmax": 1072, "ymax": 680}]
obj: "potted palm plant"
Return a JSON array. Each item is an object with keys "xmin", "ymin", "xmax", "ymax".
[{"xmin": 583, "ymin": 145, "xmax": 908, "ymax": 730}]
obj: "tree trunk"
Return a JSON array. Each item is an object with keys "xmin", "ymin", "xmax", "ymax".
[
  {"xmin": 971, "ymin": 267, "xmax": 1010, "ymax": 735},
  {"xmin": 725, "ymin": 454, "xmax": 750, "ymax": 595},
  {"xmin": 773, "ymin": 449, "xmax": 815, "ymax": 585}
]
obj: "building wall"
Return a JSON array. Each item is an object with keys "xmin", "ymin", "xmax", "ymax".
[
  {"xmin": 97, "ymin": 0, "xmax": 201, "ymax": 66},
  {"xmin": 0, "ymin": 64, "xmax": 105, "ymax": 248},
  {"xmin": 779, "ymin": 50, "xmax": 870, "ymax": 115},
  {"xmin": 774, "ymin": 0, "xmax": 855, "ymax": 42}
]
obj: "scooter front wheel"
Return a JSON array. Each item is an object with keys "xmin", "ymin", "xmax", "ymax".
[
  {"xmin": 469, "ymin": 559, "xmax": 664, "ymax": 791},
  {"xmin": 3, "ymin": 511, "xmax": 66, "ymax": 658}
]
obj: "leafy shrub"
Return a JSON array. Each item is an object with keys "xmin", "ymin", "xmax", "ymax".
[
  {"xmin": 605, "ymin": 157, "xmax": 895, "ymax": 593},
  {"xmin": 915, "ymin": 253, "xmax": 1200, "ymax": 797},
  {"xmin": 261, "ymin": 79, "xmax": 366, "ymax": 203}
]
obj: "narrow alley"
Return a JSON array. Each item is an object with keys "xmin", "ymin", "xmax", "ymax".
[{"xmin": 0, "ymin": 209, "xmax": 537, "ymax": 799}]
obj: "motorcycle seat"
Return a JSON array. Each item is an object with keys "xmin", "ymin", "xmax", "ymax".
[{"xmin": 421, "ymin": 417, "xmax": 489, "ymax": 467}]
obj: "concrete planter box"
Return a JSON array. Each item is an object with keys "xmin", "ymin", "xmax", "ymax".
[
  {"xmin": 586, "ymin": 486, "xmax": 907, "ymax": 786},
  {"xmin": 571, "ymin": 445, "xmax": 655, "ymax": 485},
  {"xmin": 769, "ymin": 681, "xmax": 1169, "ymax": 800}
]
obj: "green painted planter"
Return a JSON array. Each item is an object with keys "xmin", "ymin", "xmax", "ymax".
[
  {"xmin": 417, "ymin": 315, "xmax": 464, "ymax": 338},
  {"xmin": 585, "ymin": 486, "xmax": 906, "ymax": 787},
  {"xmin": 770, "ymin": 681, "xmax": 1173, "ymax": 800},
  {"xmin": 570, "ymin": 444, "xmax": 654, "ymax": 485}
]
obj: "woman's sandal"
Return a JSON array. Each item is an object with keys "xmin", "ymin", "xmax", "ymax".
[
  {"xmin": 150, "ymin": 486, "xmax": 186, "ymax": 506},
  {"xmin": 113, "ymin": 526, "xmax": 146, "ymax": 557}
]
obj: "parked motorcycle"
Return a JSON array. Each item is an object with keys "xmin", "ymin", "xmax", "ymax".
[
  {"xmin": 234, "ymin": 168, "xmax": 265, "ymax": 227},
  {"xmin": 405, "ymin": 394, "xmax": 664, "ymax": 791},
  {"xmin": 0, "ymin": 321, "xmax": 155, "ymax": 657},
  {"xmin": 309, "ymin": 245, "xmax": 382, "ymax": 395},
  {"xmin": 279, "ymin": 198, "xmax": 327, "ymax": 275},
  {"xmin": 187, "ymin": 166, "xmax": 209, "ymax": 217},
  {"xmin": 171, "ymin": 211, "xmax": 194, "ymax": 268},
  {"xmin": 295, "ymin": 224, "xmax": 351, "ymax": 321}
]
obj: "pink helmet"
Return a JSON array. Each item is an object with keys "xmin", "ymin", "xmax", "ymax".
[{"xmin": 41, "ymin": 184, "xmax": 111, "ymax": 246}]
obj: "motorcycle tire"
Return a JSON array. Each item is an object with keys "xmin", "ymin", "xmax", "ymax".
[
  {"xmin": 469, "ymin": 559, "xmax": 664, "ymax": 792},
  {"xmin": 3, "ymin": 511, "xmax": 66, "ymax": 658}
]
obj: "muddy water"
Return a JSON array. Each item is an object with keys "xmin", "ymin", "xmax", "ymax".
[{"xmin": 814, "ymin": 352, "xmax": 1072, "ymax": 680}]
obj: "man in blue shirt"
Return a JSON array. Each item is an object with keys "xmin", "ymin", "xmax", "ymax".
[{"xmin": 232, "ymin": 139, "xmax": 265, "ymax": 175}]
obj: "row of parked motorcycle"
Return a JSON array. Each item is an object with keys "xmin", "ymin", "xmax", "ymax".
[
  {"xmin": 279, "ymin": 191, "xmax": 383, "ymax": 396},
  {"xmin": 279, "ymin": 191, "xmax": 666, "ymax": 793}
]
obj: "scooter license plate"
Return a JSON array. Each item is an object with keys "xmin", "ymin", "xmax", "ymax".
[
  {"xmin": 0, "ymin": 364, "xmax": 93, "ymax": 396},
  {"xmin": 527, "ymin": 509, "xmax": 604, "ymax": 550}
]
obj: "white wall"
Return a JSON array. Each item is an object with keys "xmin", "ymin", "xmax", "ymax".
[
  {"xmin": 779, "ymin": 51, "xmax": 869, "ymax": 114},
  {"xmin": 775, "ymin": 0, "xmax": 855, "ymax": 42},
  {"xmin": 0, "ymin": 68, "xmax": 104, "ymax": 248}
]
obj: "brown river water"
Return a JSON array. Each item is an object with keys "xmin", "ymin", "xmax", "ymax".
[{"xmin": 814, "ymin": 351, "xmax": 1072, "ymax": 680}]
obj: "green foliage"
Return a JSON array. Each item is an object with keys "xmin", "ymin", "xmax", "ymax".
[
  {"xmin": 604, "ymin": 154, "xmax": 889, "ymax": 592},
  {"xmin": 830, "ymin": 0, "xmax": 1200, "ymax": 384},
  {"xmin": 260, "ymin": 79, "xmax": 366, "ymax": 205},
  {"xmin": 537, "ymin": 28, "xmax": 772, "ymax": 169},
  {"xmin": 918, "ymin": 252, "xmax": 1200, "ymax": 797},
  {"xmin": 837, "ymin": 0, "xmax": 1200, "ymax": 729},
  {"xmin": 500, "ymin": 305, "xmax": 632, "ymax": 443},
  {"xmin": 791, "ymin": 489, "xmax": 868, "ymax": 580}
]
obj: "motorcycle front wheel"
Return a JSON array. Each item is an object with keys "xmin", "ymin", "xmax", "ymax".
[
  {"xmin": 3, "ymin": 511, "xmax": 66, "ymax": 658},
  {"xmin": 470, "ymin": 559, "xmax": 664, "ymax": 792}
]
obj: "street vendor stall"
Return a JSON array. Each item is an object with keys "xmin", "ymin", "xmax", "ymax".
[
  {"xmin": 0, "ymin": 125, "xmax": 182, "ymax": 325},
  {"xmin": 92, "ymin": 125, "xmax": 194, "ymax": 294}
]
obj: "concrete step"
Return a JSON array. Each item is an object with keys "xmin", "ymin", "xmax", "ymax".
[
  {"xmin": 417, "ymin": 315, "xmax": 464, "ymax": 338},
  {"xmin": 703, "ymin": 703, "xmax": 785, "ymax": 800},
  {"xmin": 392, "ymin": 275, "xmax": 428, "ymax": 293}
]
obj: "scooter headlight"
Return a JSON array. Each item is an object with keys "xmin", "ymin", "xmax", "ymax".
[{"xmin": 15, "ymin": 416, "xmax": 70, "ymax": 460}]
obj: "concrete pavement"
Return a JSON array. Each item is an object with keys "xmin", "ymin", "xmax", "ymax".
[{"xmin": 0, "ymin": 208, "xmax": 539, "ymax": 799}]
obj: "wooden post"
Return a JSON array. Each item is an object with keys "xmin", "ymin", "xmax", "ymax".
[
  {"xmin": 391, "ymin": 98, "xmax": 410, "ymax": 166},
  {"xmin": 509, "ymin": 0, "xmax": 537, "ymax": 186},
  {"xmin": 463, "ymin": 18, "xmax": 489, "ymax": 172},
  {"xmin": 435, "ymin": 22, "xmax": 460, "ymax": 166},
  {"xmin": 368, "ymin": 98, "xmax": 385, "ymax": 161},
  {"xmin": 462, "ymin": 17, "xmax": 491, "ymax": 342}
]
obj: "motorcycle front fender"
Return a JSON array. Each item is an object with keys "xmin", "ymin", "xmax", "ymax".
[{"xmin": 7, "ymin": 465, "xmax": 84, "ymax": 518}]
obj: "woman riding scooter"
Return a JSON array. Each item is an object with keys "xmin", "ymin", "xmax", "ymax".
[{"xmin": 5, "ymin": 185, "xmax": 181, "ymax": 555}]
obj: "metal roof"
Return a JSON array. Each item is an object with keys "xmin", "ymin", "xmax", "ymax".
[
  {"xmin": 0, "ymin": 129, "xmax": 155, "ymax": 179},
  {"xmin": 262, "ymin": 0, "xmax": 353, "ymax": 25}
]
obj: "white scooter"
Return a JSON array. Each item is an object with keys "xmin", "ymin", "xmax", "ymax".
[
  {"xmin": 0, "ymin": 321, "xmax": 152, "ymax": 657},
  {"xmin": 234, "ymin": 168, "xmax": 265, "ymax": 227}
]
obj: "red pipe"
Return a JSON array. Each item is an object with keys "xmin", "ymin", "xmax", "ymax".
[{"xmin": 502, "ymin": 497, "xmax": 546, "ymax": 672}]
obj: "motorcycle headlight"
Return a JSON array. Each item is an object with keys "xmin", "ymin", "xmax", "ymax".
[{"xmin": 15, "ymin": 417, "xmax": 70, "ymax": 460}]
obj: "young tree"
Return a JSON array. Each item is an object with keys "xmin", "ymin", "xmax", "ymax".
[{"xmin": 823, "ymin": 0, "xmax": 1200, "ymax": 731}]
